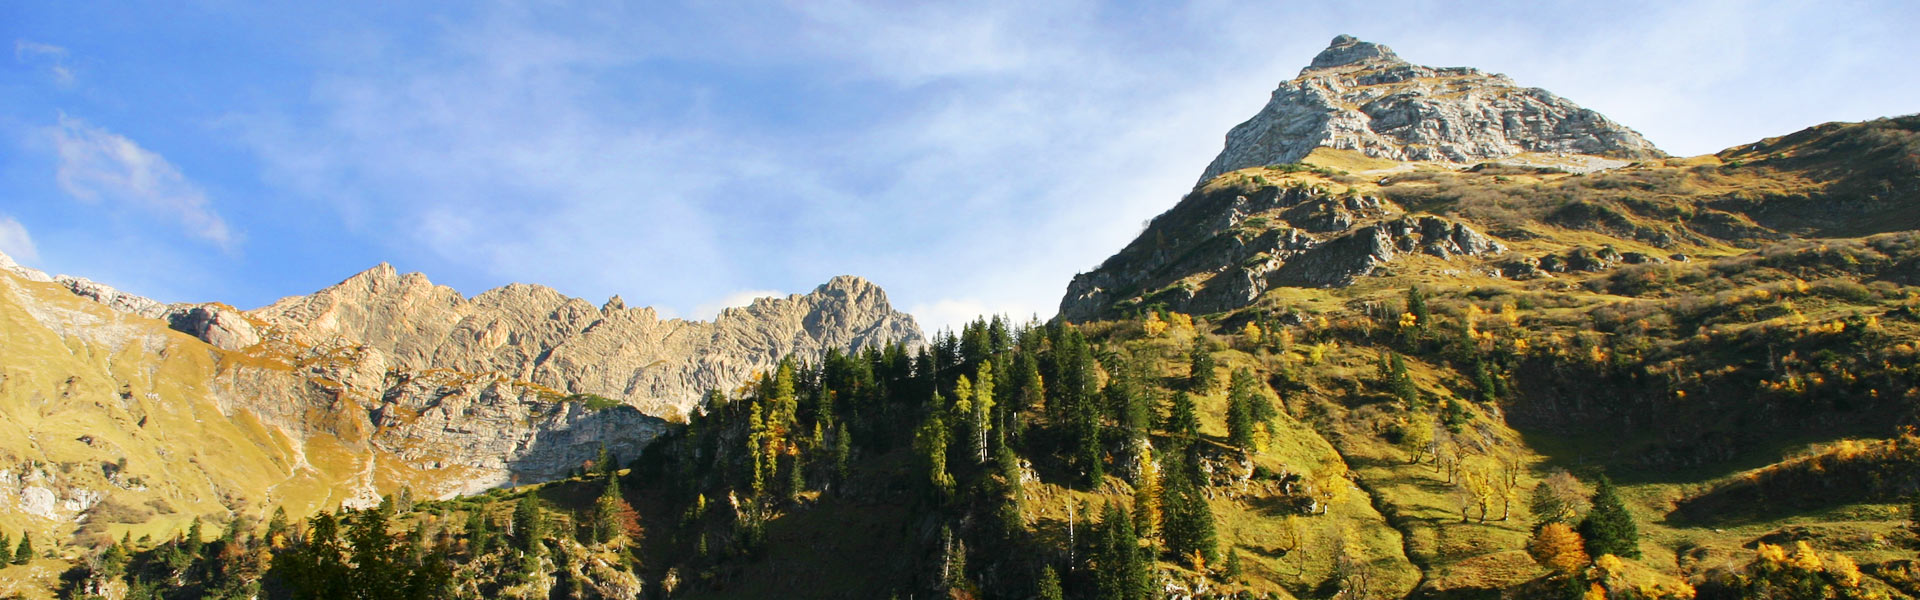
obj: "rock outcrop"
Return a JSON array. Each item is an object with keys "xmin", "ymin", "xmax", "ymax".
[
  {"xmin": 1059, "ymin": 180, "xmax": 1504, "ymax": 321},
  {"xmin": 1197, "ymin": 35, "xmax": 1663, "ymax": 183}
]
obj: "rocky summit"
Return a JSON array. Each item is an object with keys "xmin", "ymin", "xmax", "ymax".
[{"xmin": 1197, "ymin": 34, "xmax": 1663, "ymax": 183}]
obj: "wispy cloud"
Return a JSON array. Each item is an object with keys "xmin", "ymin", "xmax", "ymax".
[
  {"xmin": 49, "ymin": 114, "xmax": 236, "ymax": 248},
  {"xmin": 196, "ymin": 0, "xmax": 1920, "ymax": 328},
  {"xmin": 0, "ymin": 215, "xmax": 37, "ymax": 263},
  {"xmin": 14, "ymin": 39, "xmax": 74, "ymax": 85}
]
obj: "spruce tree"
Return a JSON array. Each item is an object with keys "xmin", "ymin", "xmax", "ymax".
[
  {"xmin": 1161, "ymin": 464, "xmax": 1218, "ymax": 568},
  {"xmin": 592, "ymin": 474, "xmax": 625, "ymax": 544},
  {"xmin": 12, "ymin": 533, "xmax": 30, "ymax": 564},
  {"xmin": 1167, "ymin": 392, "xmax": 1200, "ymax": 442},
  {"xmin": 1036, "ymin": 565, "xmax": 1064, "ymax": 600},
  {"xmin": 0, "ymin": 532, "xmax": 9, "ymax": 564},
  {"xmin": 1406, "ymin": 285, "xmax": 1430, "ymax": 329},
  {"xmin": 512, "ymin": 494, "xmax": 545, "ymax": 555},
  {"xmin": 1188, "ymin": 337, "xmax": 1217, "ymax": 394},
  {"xmin": 1578, "ymin": 475, "xmax": 1640, "ymax": 558}
]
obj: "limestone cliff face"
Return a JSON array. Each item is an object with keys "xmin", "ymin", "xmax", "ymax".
[
  {"xmin": 1198, "ymin": 35, "xmax": 1663, "ymax": 183},
  {"xmin": 248, "ymin": 267, "xmax": 921, "ymax": 418},
  {"xmin": 0, "ymin": 252, "xmax": 920, "ymax": 543}
]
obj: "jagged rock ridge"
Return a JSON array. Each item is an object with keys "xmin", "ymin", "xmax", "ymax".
[
  {"xmin": 1198, "ymin": 35, "xmax": 1663, "ymax": 183},
  {"xmin": 247, "ymin": 264, "xmax": 922, "ymax": 418},
  {"xmin": 0, "ymin": 252, "xmax": 922, "ymax": 536}
]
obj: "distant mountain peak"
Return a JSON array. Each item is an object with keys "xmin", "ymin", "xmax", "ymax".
[{"xmin": 1197, "ymin": 36, "xmax": 1663, "ymax": 183}]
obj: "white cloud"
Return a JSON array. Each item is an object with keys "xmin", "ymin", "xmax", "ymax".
[
  {"xmin": 0, "ymin": 215, "xmax": 37, "ymax": 263},
  {"xmin": 49, "ymin": 114, "xmax": 236, "ymax": 248},
  {"xmin": 695, "ymin": 289, "xmax": 784, "ymax": 320},
  {"xmin": 14, "ymin": 39, "xmax": 74, "ymax": 85}
]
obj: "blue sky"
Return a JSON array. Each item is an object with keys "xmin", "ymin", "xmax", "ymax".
[{"xmin": 3, "ymin": 1, "xmax": 1916, "ymax": 333}]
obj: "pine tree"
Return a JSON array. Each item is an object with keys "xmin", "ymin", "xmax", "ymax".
[
  {"xmin": 0, "ymin": 532, "xmax": 9, "ymax": 564},
  {"xmin": 347, "ymin": 506, "xmax": 401, "ymax": 598},
  {"xmin": 1407, "ymin": 285, "xmax": 1431, "ymax": 329},
  {"xmin": 464, "ymin": 508, "xmax": 492, "ymax": 555},
  {"xmin": 1388, "ymin": 353, "xmax": 1420, "ymax": 407},
  {"xmin": 1093, "ymin": 502, "xmax": 1149, "ymax": 600},
  {"xmin": 1161, "ymin": 464, "xmax": 1218, "ymax": 568},
  {"xmin": 1578, "ymin": 475, "xmax": 1640, "ymax": 558},
  {"xmin": 592, "ymin": 473, "xmax": 625, "ymax": 544},
  {"xmin": 278, "ymin": 511, "xmax": 350, "ymax": 600},
  {"xmin": 512, "ymin": 494, "xmax": 545, "ymax": 555},
  {"xmin": 12, "ymin": 533, "xmax": 31, "ymax": 564},
  {"xmin": 996, "ymin": 444, "xmax": 1026, "ymax": 539},
  {"xmin": 1188, "ymin": 337, "xmax": 1217, "ymax": 394},
  {"xmin": 1167, "ymin": 391, "xmax": 1200, "ymax": 442},
  {"xmin": 1036, "ymin": 565, "xmax": 1065, "ymax": 600},
  {"xmin": 1224, "ymin": 547, "xmax": 1244, "ymax": 581}
]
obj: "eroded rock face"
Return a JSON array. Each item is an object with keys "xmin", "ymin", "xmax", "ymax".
[
  {"xmin": 1197, "ymin": 35, "xmax": 1663, "ymax": 183},
  {"xmin": 1, "ymin": 250, "xmax": 922, "ymax": 508},
  {"xmin": 1059, "ymin": 182, "xmax": 1505, "ymax": 321},
  {"xmin": 249, "ymin": 268, "xmax": 921, "ymax": 418}
]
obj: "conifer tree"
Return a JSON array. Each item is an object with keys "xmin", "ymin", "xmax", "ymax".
[
  {"xmin": 1166, "ymin": 391, "xmax": 1201, "ymax": 442},
  {"xmin": 592, "ymin": 473, "xmax": 626, "ymax": 544},
  {"xmin": 0, "ymin": 532, "xmax": 9, "ymax": 564},
  {"xmin": 972, "ymin": 361, "xmax": 996, "ymax": 463},
  {"xmin": 1036, "ymin": 565, "xmax": 1064, "ymax": 600},
  {"xmin": 1578, "ymin": 475, "xmax": 1640, "ymax": 558},
  {"xmin": 12, "ymin": 533, "xmax": 30, "ymax": 564},
  {"xmin": 464, "ymin": 508, "xmax": 492, "ymax": 555},
  {"xmin": 1407, "ymin": 285, "xmax": 1431, "ymax": 329},
  {"xmin": 1161, "ymin": 463, "xmax": 1218, "ymax": 568},
  {"xmin": 512, "ymin": 494, "xmax": 545, "ymax": 555},
  {"xmin": 267, "ymin": 506, "xmax": 291, "ymax": 547},
  {"xmin": 1188, "ymin": 337, "xmax": 1217, "ymax": 394},
  {"xmin": 915, "ymin": 401, "xmax": 955, "ymax": 501}
]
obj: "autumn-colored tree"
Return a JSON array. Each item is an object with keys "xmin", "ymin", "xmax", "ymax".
[
  {"xmin": 1399, "ymin": 411, "xmax": 1435, "ymax": 464},
  {"xmin": 1528, "ymin": 522, "xmax": 1590, "ymax": 576}
]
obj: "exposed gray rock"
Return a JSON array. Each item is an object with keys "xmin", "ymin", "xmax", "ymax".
[
  {"xmin": 248, "ymin": 267, "xmax": 921, "ymax": 418},
  {"xmin": 1197, "ymin": 35, "xmax": 1663, "ymax": 183},
  {"xmin": 1058, "ymin": 180, "xmax": 1504, "ymax": 320},
  {"xmin": 53, "ymin": 276, "xmax": 171, "ymax": 320},
  {"xmin": 166, "ymin": 304, "xmax": 261, "ymax": 351}
]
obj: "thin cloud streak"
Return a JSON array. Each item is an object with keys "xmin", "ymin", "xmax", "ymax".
[{"xmin": 48, "ymin": 114, "xmax": 236, "ymax": 248}]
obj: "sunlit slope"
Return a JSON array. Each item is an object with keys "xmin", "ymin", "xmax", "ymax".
[{"xmin": 0, "ymin": 270, "xmax": 366, "ymax": 550}]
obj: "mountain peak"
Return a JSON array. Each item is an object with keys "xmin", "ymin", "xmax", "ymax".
[
  {"xmin": 1197, "ymin": 37, "xmax": 1662, "ymax": 183},
  {"xmin": 1305, "ymin": 34, "xmax": 1404, "ymax": 72}
]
